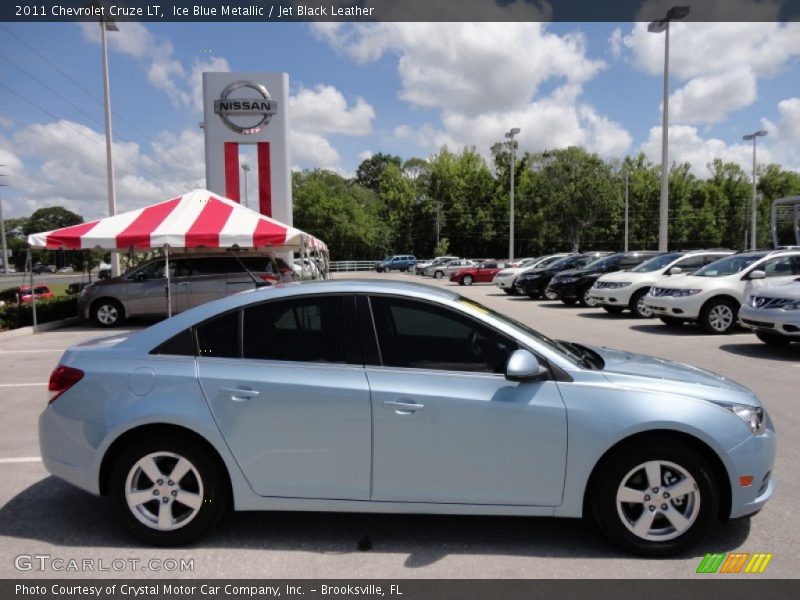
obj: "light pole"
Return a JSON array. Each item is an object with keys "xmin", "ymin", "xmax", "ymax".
[
  {"xmin": 100, "ymin": 17, "xmax": 120, "ymax": 276},
  {"xmin": 505, "ymin": 127, "xmax": 520, "ymax": 262},
  {"xmin": 649, "ymin": 5, "xmax": 690, "ymax": 252},
  {"xmin": 0, "ymin": 166, "xmax": 8, "ymax": 275},
  {"xmin": 624, "ymin": 170, "xmax": 630, "ymax": 252},
  {"xmin": 241, "ymin": 163, "xmax": 251, "ymax": 209},
  {"xmin": 743, "ymin": 130, "xmax": 767, "ymax": 250}
]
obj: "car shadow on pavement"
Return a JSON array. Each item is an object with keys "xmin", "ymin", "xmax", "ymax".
[
  {"xmin": 577, "ymin": 312, "xmax": 639, "ymax": 320},
  {"xmin": 0, "ymin": 476, "xmax": 752, "ymax": 565},
  {"xmin": 629, "ymin": 324, "xmax": 712, "ymax": 337},
  {"xmin": 719, "ymin": 342, "xmax": 800, "ymax": 362}
]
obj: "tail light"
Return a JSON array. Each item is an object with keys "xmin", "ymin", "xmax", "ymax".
[
  {"xmin": 260, "ymin": 274, "xmax": 279, "ymax": 282},
  {"xmin": 48, "ymin": 365, "xmax": 84, "ymax": 405}
]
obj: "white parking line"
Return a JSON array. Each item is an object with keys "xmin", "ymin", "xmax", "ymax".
[
  {"xmin": 0, "ymin": 350, "xmax": 64, "ymax": 354},
  {"xmin": 0, "ymin": 383, "xmax": 48, "ymax": 387},
  {"xmin": 0, "ymin": 457, "xmax": 41, "ymax": 464}
]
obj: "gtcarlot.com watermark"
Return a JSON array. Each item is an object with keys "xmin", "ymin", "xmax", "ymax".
[{"xmin": 14, "ymin": 554, "xmax": 194, "ymax": 573}]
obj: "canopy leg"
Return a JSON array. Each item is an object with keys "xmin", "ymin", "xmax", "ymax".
[{"xmin": 164, "ymin": 245, "xmax": 172, "ymax": 318}]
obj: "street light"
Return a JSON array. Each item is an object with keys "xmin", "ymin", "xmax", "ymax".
[
  {"xmin": 649, "ymin": 5, "xmax": 690, "ymax": 252},
  {"xmin": 505, "ymin": 127, "xmax": 520, "ymax": 262},
  {"xmin": 241, "ymin": 163, "xmax": 251, "ymax": 209},
  {"xmin": 0, "ymin": 165, "xmax": 8, "ymax": 275},
  {"xmin": 100, "ymin": 16, "xmax": 120, "ymax": 276},
  {"xmin": 743, "ymin": 130, "xmax": 767, "ymax": 250}
]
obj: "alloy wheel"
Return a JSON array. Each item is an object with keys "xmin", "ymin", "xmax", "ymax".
[
  {"xmin": 708, "ymin": 304, "xmax": 734, "ymax": 333},
  {"xmin": 615, "ymin": 460, "xmax": 700, "ymax": 542},
  {"xmin": 96, "ymin": 304, "xmax": 119, "ymax": 325}
]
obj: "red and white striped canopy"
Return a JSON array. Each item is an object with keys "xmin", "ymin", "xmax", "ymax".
[{"xmin": 27, "ymin": 189, "xmax": 327, "ymax": 253}]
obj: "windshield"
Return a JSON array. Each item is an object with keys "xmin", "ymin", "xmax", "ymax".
[
  {"xmin": 585, "ymin": 255, "xmax": 619, "ymax": 270},
  {"xmin": 457, "ymin": 296, "xmax": 586, "ymax": 367},
  {"xmin": 693, "ymin": 253, "xmax": 767, "ymax": 277},
  {"xmin": 518, "ymin": 258, "xmax": 539, "ymax": 268},
  {"xmin": 546, "ymin": 256, "xmax": 575, "ymax": 269},
  {"xmin": 631, "ymin": 252, "xmax": 684, "ymax": 273}
]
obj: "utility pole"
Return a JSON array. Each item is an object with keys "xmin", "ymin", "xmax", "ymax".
[
  {"xmin": 743, "ymin": 130, "xmax": 767, "ymax": 250},
  {"xmin": 101, "ymin": 17, "xmax": 120, "ymax": 277},
  {"xmin": 0, "ymin": 166, "xmax": 8, "ymax": 275},
  {"xmin": 505, "ymin": 127, "xmax": 520, "ymax": 261},
  {"xmin": 624, "ymin": 170, "xmax": 630, "ymax": 252},
  {"xmin": 434, "ymin": 202, "xmax": 441, "ymax": 249}
]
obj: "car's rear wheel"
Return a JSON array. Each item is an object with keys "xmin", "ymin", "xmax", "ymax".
[
  {"xmin": 92, "ymin": 298, "xmax": 125, "ymax": 328},
  {"xmin": 630, "ymin": 289, "xmax": 654, "ymax": 319},
  {"xmin": 463, "ymin": 275, "xmax": 474, "ymax": 286},
  {"xmin": 109, "ymin": 435, "xmax": 229, "ymax": 546},
  {"xmin": 591, "ymin": 439, "xmax": 718, "ymax": 556},
  {"xmin": 755, "ymin": 331, "xmax": 792, "ymax": 345},
  {"xmin": 700, "ymin": 298, "xmax": 739, "ymax": 334},
  {"xmin": 603, "ymin": 306, "xmax": 625, "ymax": 314}
]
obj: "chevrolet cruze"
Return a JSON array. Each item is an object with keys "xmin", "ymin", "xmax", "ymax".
[{"xmin": 40, "ymin": 280, "xmax": 774, "ymax": 555}]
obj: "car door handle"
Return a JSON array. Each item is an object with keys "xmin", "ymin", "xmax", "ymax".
[
  {"xmin": 220, "ymin": 387, "xmax": 260, "ymax": 401},
  {"xmin": 382, "ymin": 400, "xmax": 425, "ymax": 413}
]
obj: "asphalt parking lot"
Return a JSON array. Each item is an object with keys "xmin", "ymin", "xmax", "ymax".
[{"xmin": 0, "ymin": 270, "xmax": 797, "ymax": 579}]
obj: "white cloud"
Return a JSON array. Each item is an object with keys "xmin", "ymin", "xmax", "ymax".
[
  {"xmin": 669, "ymin": 68, "xmax": 757, "ymax": 125},
  {"xmin": 315, "ymin": 23, "xmax": 629, "ymax": 160},
  {"xmin": 290, "ymin": 85, "xmax": 375, "ymax": 135},
  {"xmin": 609, "ymin": 28, "xmax": 624, "ymax": 59},
  {"xmin": 290, "ymin": 130, "xmax": 341, "ymax": 169},
  {"xmin": 616, "ymin": 20, "xmax": 800, "ymax": 125},
  {"xmin": 775, "ymin": 98, "xmax": 800, "ymax": 141},
  {"xmin": 0, "ymin": 116, "xmax": 13, "ymax": 129},
  {"xmin": 358, "ymin": 150, "xmax": 373, "ymax": 161}
]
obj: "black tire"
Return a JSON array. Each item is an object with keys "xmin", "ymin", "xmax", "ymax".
[
  {"xmin": 579, "ymin": 285, "xmax": 599, "ymax": 307},
  {"xmin": 603, "ymin": 306, "xmax": 625, "ymax": 314},
  {"xmin": 463, "ymin": 275, "xmax": 474, "ymax": 286},
  {"xmin": 109, "ymin": 434, "xmax": 230, "ymax": 546},
  {"xmin": 92, "ymin": 298, "xmax": 125, "ymax": 328},
  {"xmin": 544, "ymin": 289, "xmax": 559, "ymax": 301},
  {"xmin": 659, "ymin": 317, "xmax": 685, "ymax": 327},
  {"xmin": 700, "ymin": 298, "xmax": 739, "ymax": 335},
  {"xmin": 503, "ymin": 288, "xmax": 517, "ymax": 296},
  {"xmin": 755, "ymin": 331, "xmax": 792, "ymax": 345},
  {"xmin": 526, "ymin": 290, "xmax": 541, "ymax": 299},
  {"xmin": 591, "ymin": 438, "xmax": 718, "ymax": 557},
  {"xmin": 629, "ymin": 288, "xmax": 654, "ymax": 319},
  {"xmin": 433, "ymin": 270, "xmax": 444, "ymax": 279},
  {"xmin": 561, "ymin": 297, "xmax": 577, "ymax": 306}
]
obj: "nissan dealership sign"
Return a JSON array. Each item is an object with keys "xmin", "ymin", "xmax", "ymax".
[{"xmin": 213, "ymin": 80, "xmax": 278, "ymax": 135}]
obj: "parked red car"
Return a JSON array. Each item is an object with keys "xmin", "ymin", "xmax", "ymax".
[
  {"xmin": 449, "ymin": 261, "xmax": 508, "ymax": 285},
  {"xmin": 0, "ymin": 285, "xmax": 53, "ymax": 306}
]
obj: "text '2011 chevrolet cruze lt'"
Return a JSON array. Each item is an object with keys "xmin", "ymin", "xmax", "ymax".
[{"xmin": 40, "ymin": 280, "xmax": 774, "ymax": 556}]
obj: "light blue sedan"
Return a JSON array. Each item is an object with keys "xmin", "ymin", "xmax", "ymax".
[{"xmin": 39, "ymin": 280, "xmax": 774, "ymax": 555}]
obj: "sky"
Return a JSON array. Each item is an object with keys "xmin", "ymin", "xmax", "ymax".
[{"xmin": 0, "ymin": 19, "xmax": 799, "ymax": 220}]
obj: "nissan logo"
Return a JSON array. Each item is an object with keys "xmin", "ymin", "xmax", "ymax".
[{"xmin": 214, "ymin": 80, "xmax": 277, "ymax": 135}]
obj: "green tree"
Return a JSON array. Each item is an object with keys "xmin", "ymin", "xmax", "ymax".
[{"xmin": 355, "ymin": 153, "xmax": 403, "ymax": 191}]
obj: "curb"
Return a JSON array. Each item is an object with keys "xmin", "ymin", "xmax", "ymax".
[{"xmin": 0, "ymin": 316, "xmax": 83, "ymax": 339}]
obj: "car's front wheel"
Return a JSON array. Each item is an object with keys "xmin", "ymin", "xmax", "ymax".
[
  {"xmin": 434, "ymin": 270, "xmax": 444, "ymax": 279},
  {"xmin": 591, "ymin": 438, "xmax": 718, "ymax": 556},
  {"xmin": 463, "ymin": 275, "xmax": 474, "ymax": 286},
  {"xmin": 700, "ymin": 298, "xmax": 739, "ymax": 334},
  {"xmin": 544, "ymin": 289, "xmax": 559, "ymax": 301},
  {"xmin": 92, "ymin": 298, "xmax": 125, "ymax": 328},
  {"xmin": 630, "ymin": 289, "xmax": 654, "ymax": 319},
  {"xmin": 580, "ymin": 286, "xmax": 599, "ymax": 307},
  {"xmin": 109, "ymin": 435, "xmax": 230, "ymax": 546}
]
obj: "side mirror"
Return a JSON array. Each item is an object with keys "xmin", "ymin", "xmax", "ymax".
[
  {"xmin": 505, "ymin": 349, "xmax": 545, "ymax": 382},
  {"xmin": 749, "ymin": 270, "xmax": 766, "ymax": 280},
  {"xmin": 668, "ymin": 266, "xmax": 682, "ymax": 275}
]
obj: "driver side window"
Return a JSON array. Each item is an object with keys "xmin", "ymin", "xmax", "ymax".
[{"xmin": 369, "ymin": 296, "xmax": 516, "ymax": 373}]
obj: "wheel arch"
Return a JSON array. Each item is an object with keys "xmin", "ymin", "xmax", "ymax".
[
  {"xmin": 582, "ymin": 429, "xmax": 732, "ymax": 523},
  {"xmin": 699, "ymin": 294, "xmax": 741, "ymax": 316},
  {"xmin": 99, "ymin": 423, "xmax": 232, "ymax": 501}
]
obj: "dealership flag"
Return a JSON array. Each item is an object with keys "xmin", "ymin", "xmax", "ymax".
[{"xmin": 26, "ymin": 189, "xmax": 327, "ymax": 253}]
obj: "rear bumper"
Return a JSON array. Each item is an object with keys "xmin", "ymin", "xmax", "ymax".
[{"xmin": 39, "ymin": 406, "xmax": 101, "ymax": 495}]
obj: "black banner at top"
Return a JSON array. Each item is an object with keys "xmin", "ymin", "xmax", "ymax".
[{"xmin": 2, "ymin": 0, "xmax": 800, "ymax": 23}]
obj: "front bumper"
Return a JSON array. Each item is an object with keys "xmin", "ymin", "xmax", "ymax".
[
  {"xmin": 546, "ymin": 280, "xmax": 581, "ymax": 301},
  {"xmin": 726, "ymin": 428, "xmax": 776, "ymax": 519},
  {"xmin": 494, "ymin": 277, "xmax": 516, "ymax": 290},
  {"xmin": 739, "ymin": 305, "xmax": 800, "ymax": 337},
  {"xmin": 644, "ymin": 293, "xmax": 705, "ymax": 320},
  {"xmin": 590, "ymin": 286, "xmax": 635, "ymax": 307}
]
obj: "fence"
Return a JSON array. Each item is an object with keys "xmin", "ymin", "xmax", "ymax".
[{"xmin": 329, "ymin": 260, "xmax": 378, "ymax": 272}]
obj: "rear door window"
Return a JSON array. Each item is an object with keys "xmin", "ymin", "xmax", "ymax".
[{"xmin": 196, "ymin": 311, "xmax": 240, "ymax": 358}]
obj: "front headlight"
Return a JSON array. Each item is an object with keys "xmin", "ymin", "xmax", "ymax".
[
  {"xmin": 784, "ymin": 301, "xmax": 800, "ymax": 311},
  {"xmin": 558, "ymin": 276, "xmax": 578, "ymax": 283},
  {"xmin": 672, "ymin": 288, "xmax": 702, "ymax": 297},
  {"xmin": 601, "ymin": 281, "xmax": 631, "ymax": 289},
  {"xmin": 724, "ymin": 404, "xmax": 767, "ymax": 435}
]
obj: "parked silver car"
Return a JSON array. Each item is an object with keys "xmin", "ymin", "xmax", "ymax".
[
  {"xmin": 422, "ymin": 258, "xmax": 477, "ymax": 279},
  {"xmin": 77, "ymin": 253, "xmax": 288, "ymax": 327},
  {"xmin": 42, "ymin": 280, "xmax": 773, "ymax": 554}
]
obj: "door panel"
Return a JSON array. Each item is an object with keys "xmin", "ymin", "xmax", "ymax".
[
  {"xmin": 198, "ymin": 359, "xmax": 372, "ymax": 499},
  {"xmin": 368, "ymin": 368, "xmax": 567, "ymax": 505}
]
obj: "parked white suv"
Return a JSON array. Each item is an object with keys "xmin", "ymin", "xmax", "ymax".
[
  {"xmin": 739, "ymin": 279, "xmax": 800, "ymax": 345},
  {"xmin": 590, "ymin": 250, "xmax": 733, "ymax": 318},
  {"xmin": 493, "ymin": 253, "xmax": 571, "ymax": 295},
  {"xmin": 643, "ymin": 250, "xmax": 800, "ymax": 334}
]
